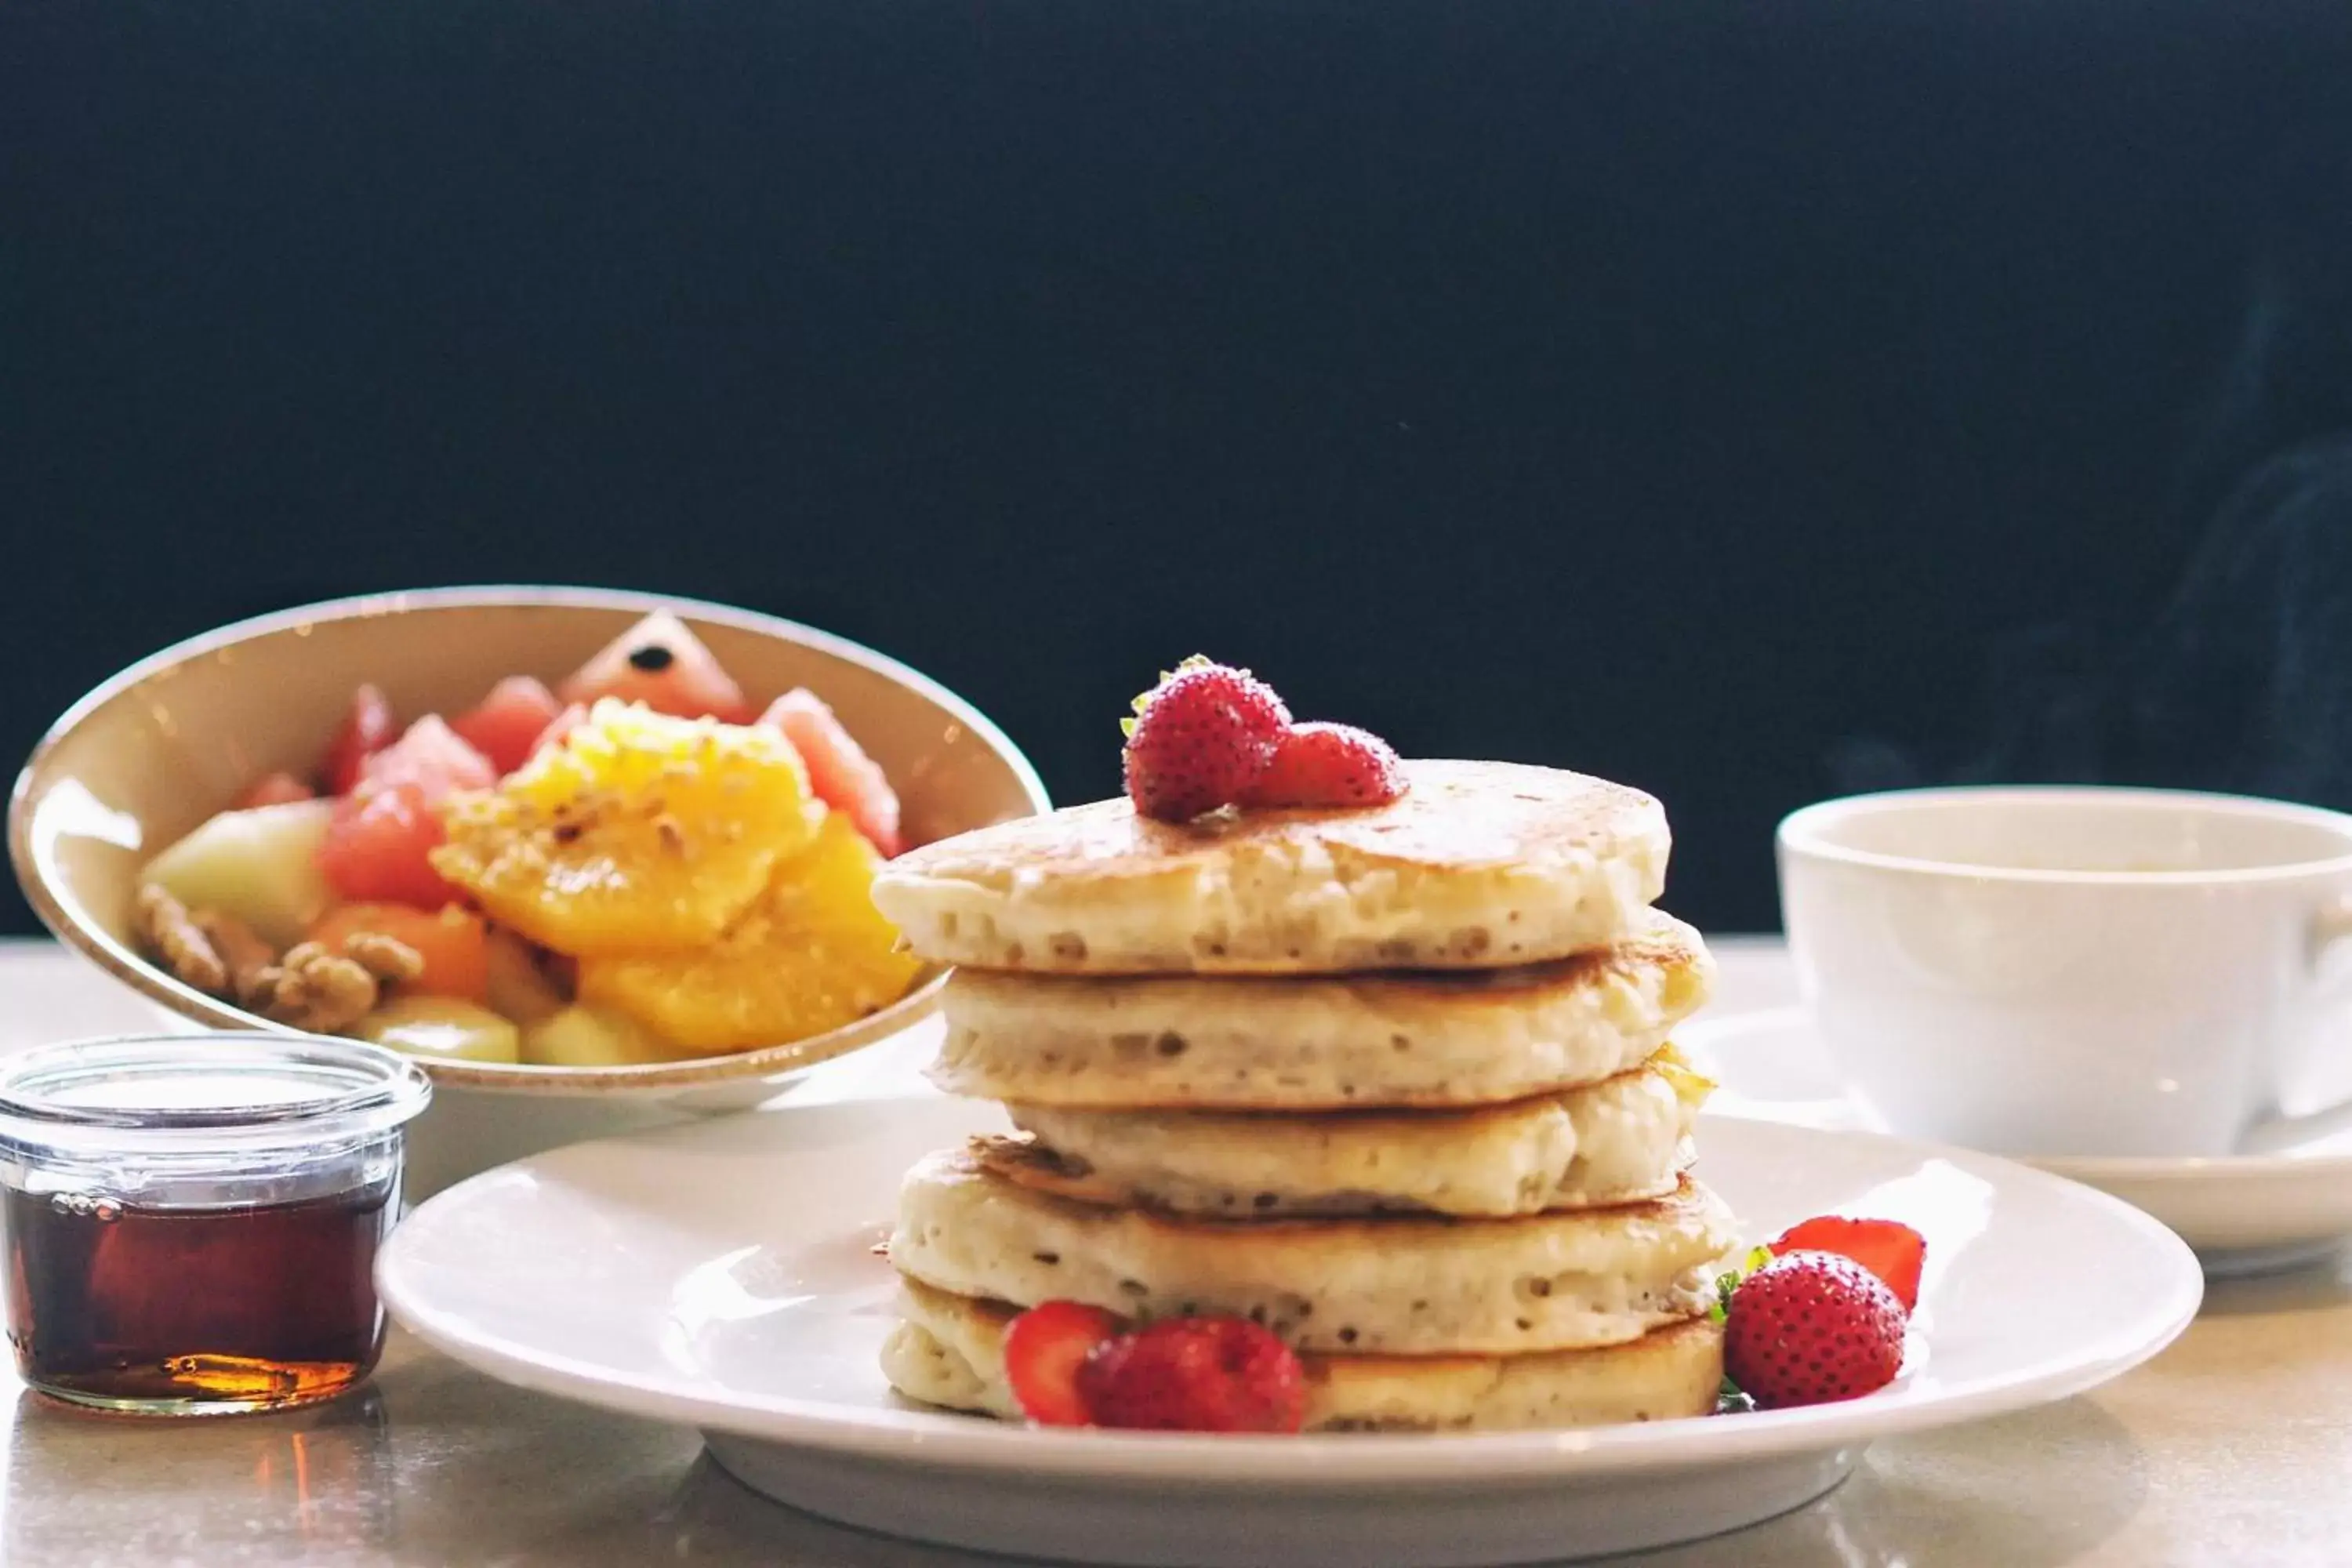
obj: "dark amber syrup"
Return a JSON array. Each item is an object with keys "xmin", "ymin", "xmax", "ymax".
[{"xmin": 2, "ymin": 1178, "xmax": 396, "ymax": 1414}]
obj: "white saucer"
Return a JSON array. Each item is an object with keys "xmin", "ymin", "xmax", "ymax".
[
  {"xmin": 377, "ymin": 1094, "xmax": 2199, "ymax": 1566},
  {"xmin": 1683, "ymin": 1007, "xmax": 2352, "ymax": 1276}
]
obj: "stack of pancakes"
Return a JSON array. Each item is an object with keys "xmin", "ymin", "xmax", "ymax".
[{"xmin": 870, "ymin": 759, "xmax": 1734, "ymax": 1432}]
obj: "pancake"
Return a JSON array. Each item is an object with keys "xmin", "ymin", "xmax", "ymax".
[
  {"xmin": 870, "ymin": 760, "xmax": 1669, "ymax": 975},
  {"xmin": 882, "ymin": 1276, "xmax": 1725, "ymax": 1432},
  {"xmin": 982, "ymin": 1058, "xmax": 1705, "ymax": 1218},
  {"xmin": 928, "ymin": 911, "xmax": 1711, "ymax": 1109},
  {"xmin": 888, "ymin": 1149, "xmax": 1737, "ymax": 1356}
]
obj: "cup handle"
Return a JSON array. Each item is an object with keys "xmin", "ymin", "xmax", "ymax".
[
  {"xmin": 2312, "ymin": 894, "xmax": 2352, "ymax": 966},
  {"xmin": 2238, "ymin": 895, "xmax": 2352, "ymax": 1155}
]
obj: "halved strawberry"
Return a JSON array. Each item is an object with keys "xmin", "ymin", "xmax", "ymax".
[
  {"xmin": 1768, "ymin": 1216, "xmax": 1926, "ymax": 1312},
  {"xmin": 1002, "ymin": 1300, "xmax": 1120, "ymax": 1426}
]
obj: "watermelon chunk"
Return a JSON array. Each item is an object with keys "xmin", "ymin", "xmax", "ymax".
[
  {"xmin": 318, "ymin": 684, "xmax": 397, "ymax": 795},
  {"xmin": 360, "ymin": 715, "xmax": 495, "ymax": 804},
  {"xmin": 318, "ymin": 782, "xmax": 463, "ymax": 909},
  {"xmin": 557, "ymin": 611, "xmax": 750, "ymax": 722},
  {"xmin": 531, "ymin": 702, "xmax": 588, "ymax": 760},
  {"xmin": 450, "ymin": 676, "xmax": 564, "ymax": 775},
  {"xmin": 235, "ymin": 771, "xmax": 317, "ymax": 810},
  {"xmin": 757, "ymin": 688, "xmax": 903, "ymax": 856},
  {"xmin": 315, "ymin": 717, "xmax": 495, "ymax": 909}
]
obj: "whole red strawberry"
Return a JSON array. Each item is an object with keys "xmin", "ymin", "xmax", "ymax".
[
  {"xmin": 1241, "ymin": 721, "xmax": 1407, "ymax": 810},
  {"xmin": 1121, "ymin": 659, "xmax": 1292, "ymax": 822},
  {"xmin": 1722, "ymin": 1252, "xmax": 1907, "ymax": 1410},
  {"xmin": 1076, "ymin": 1316, "xmax": 1308, "ymax": 1432}
]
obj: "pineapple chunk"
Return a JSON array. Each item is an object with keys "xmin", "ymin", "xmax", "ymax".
[
  {"xmin": 141, "ymin": 800, "xmax": 335, "ymax": 949},
  {"xmin": 430, "ymin": 700, "xmax": 820, "ymax": 955},
  {"xmin": 353, "ymin": 996, "xmax": 521, "ymax": 1065},
  {"xmin": 579, "ymin": 814, "xmax": 922, "ymax": 1054},
  {"xmin": 522, "ymin": 1004, "xmax": 684, "ymax": 1068}
]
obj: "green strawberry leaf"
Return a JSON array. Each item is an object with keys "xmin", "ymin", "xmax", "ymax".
[
  {"xmin": 1708, "ymin": 1244, "xmax": 1776, "ymax": 1323},
  {"xmin": 1123, "ymin": 662, "xmax": 1192, "ymax": 731},
  {"xmin": 1125, "ymin": 655, "xmax": 1225, "ymax": 734}
]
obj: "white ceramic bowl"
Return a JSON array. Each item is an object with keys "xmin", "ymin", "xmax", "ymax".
[{"xmin": 9, "ymin": 586, "xmax": 1049, "ymax": 1193}]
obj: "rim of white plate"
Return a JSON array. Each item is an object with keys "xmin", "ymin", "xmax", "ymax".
[{"xmin": 378, "ymin": 1114, "xmax": 2203, "ymax": 1487}]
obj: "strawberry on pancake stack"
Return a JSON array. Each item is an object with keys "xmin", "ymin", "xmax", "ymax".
[{"xmin": 871, "ymin": 659, "xmax": 1742, "ymax": 1433}]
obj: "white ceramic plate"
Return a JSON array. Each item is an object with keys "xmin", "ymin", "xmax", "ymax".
[
  {"xmin": 377, "ymin": 1094, "xmax": 2199, "ymax": 1566},
  {"xmin": 1686, "ymin": 1007, "xmax": 2352, "ymax": 1276}
]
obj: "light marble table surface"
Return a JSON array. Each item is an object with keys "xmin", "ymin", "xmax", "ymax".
[{"xmin": 1, "ymin": 935, "xmax": 2347, "ymax": 1568}]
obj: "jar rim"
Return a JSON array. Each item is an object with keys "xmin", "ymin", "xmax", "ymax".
[{"xmin": 0, "ymin": 1033, "xmax": 431, "ymax": 1138}]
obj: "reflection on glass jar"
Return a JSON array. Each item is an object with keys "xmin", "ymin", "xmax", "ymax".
[
  {"xmin": 244, "ymin": 1386, "xmax": 398, "ymax": 1550},
  {"xmin": 5, "ymin": 1385, "xmax": 396, "ymax": 1559}
]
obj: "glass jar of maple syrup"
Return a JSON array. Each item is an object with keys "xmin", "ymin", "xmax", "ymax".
[{"xmin": 0, "ymin": 1033, "xmax": 430, "ymax": 1416}]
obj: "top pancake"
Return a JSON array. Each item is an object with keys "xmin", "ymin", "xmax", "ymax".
[{"xmin": 871, "ymin": 759, "xmax": 1671, "ymax": 974}]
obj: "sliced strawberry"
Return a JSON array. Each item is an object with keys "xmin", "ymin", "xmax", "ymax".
[
  {"xmin": 1769, "ymin": 1216, "xmax": 1926, "ymax": 1312},
  {"xmin": 318, "ymin": 684, "xmax": 397, "ymax": 795},
  {"xmin": 1002, "ymin": 1300, "xmax": 1120, "ymax": 1427},
  {"xmin": 1076, "ymin": 1316, "xmax": 1307, "ymax": 1433},
  {"xmin": 234, "ymin": 771, "xmax": 317, "ymax": 809}
]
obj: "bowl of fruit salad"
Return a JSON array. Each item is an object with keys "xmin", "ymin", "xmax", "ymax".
[{"xmin": 9, "ymin": 586, "xmax": 1047, "ymax": 1193}]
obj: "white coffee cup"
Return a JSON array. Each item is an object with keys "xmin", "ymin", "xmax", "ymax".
[{"xmin": 1777, "ymin": 786, "xmax": 2352, "ymax": 1159}]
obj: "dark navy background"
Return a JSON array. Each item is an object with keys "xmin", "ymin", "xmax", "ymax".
[{"xmin": 8, "ymin": 2, "xmax": 2352, "ymax": 934}]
